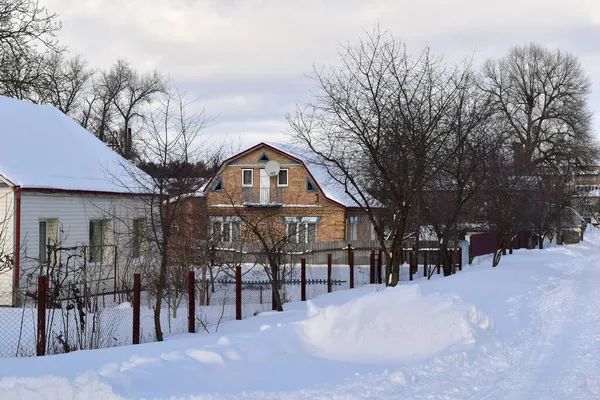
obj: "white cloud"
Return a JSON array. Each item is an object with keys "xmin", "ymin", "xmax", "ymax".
[{"xmin": 44, "ymin": 0, "xmax": 600, "ymax": 144}]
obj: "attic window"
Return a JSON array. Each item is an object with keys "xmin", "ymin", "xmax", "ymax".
[
  {"xmin": 306, "ymin": 177, "xmax": 317, "ymax": 192},
  {"xmin": 258, "ymin": 153, "xmax": 270, "ymax": 162},
  {"xmin": 213, "ymin": 177, "xmax": 223, "ymax": 192}
]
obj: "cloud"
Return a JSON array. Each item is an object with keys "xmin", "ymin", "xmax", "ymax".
[{"xmin": 44, "ymin": 0, "xmax": 600, "ymax": 148}]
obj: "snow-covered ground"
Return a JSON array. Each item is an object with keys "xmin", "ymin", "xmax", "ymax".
[{"xmin": 2, "ymin": 229, "xmax": 600, "ymax": 399}]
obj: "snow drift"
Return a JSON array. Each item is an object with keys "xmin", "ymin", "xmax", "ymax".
[{"xmin": 297, "ymin": 285, "xmax": 494, "ymax": 363}]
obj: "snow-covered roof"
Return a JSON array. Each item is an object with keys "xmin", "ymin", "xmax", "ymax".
[
  {"xmin": 266, "ymin": 142, "xmax": 365, "ymax": 207},
  {"xmin": 0, "ymin": 96, "xmax": 151, "ymax": 194}
]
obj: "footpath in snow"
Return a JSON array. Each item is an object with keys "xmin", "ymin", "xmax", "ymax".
[{"xmin": 2, "ymin": 230, "xmax": 600, "ymax": 399}]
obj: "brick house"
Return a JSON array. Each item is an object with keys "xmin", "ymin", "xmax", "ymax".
[{"xmin": 177, "ymin": 142, "xmax": 381, "ymax": 250}]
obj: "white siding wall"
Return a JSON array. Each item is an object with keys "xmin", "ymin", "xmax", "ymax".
[
  {"xmin": 0, "ymin": 186, "xmax": 14, "ymax": 305},
  {"xmin": 19, "ymin": 192, "xmax": 152, "ymax": 296}
]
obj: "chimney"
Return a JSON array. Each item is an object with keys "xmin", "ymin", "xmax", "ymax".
[{"xmin": 512, "ymin": 142, "xmax": 525, "ymax": 174}]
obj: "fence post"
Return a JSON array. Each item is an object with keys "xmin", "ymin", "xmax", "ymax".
[
  {"xmin": 301, "ymin": 257, "xmax": 307, "ymax": 301},
  {"xmin": 458, "ymin": 247, "xmax": 463, "ymax": 271},
  {"xmin": 36, "ymin": 275, "xmax": 47, "ymax": 356},
  {"xmin": 448, "ymin": 249, "xmax": 454, "ymax": 274},
  {"xmin": 423, "ymin": 251, "xmax": 428, "ymax": 277},
  {"xmin": 236, "ymin": 266, "xmax": 242, "ymax": 320},
  {"xmin": 369, "ymin": 251, "xmax": 375, "ymax": 284},
  {"xmin": 378, "ymin": 248, "xmax": 383, "ymax": 284},
  {"xmin": 437, "ymin": 250, "xmax": 441, "ymax": 275},
  {"xmin": 348, "ymin": 246, "xmax": 354, "ymax": 289},
  {"xmin": 409, "ymin": 251, "xmax": 413, "ymax": 281},
  {"xmin": 187, "ymin": 270, "xmax": 195, "ymax": 334},
  {"xmin": 133, "ymin": 273, "xmax": 140, "ymax": 345},
  {"xmin": 327, "ymin": 253, "xmax": 332, "ymax": 293}
]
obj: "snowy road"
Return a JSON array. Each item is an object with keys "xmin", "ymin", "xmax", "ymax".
[
  {"xmin": 2, "ymin": 231, "xmax": 600, "ymax": 399},
  {"xmin": 484, "ymin": 248, "xmax": 600, "ymax": 400}
]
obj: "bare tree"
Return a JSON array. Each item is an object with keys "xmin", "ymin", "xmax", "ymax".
[
  {"xmin": 0, "ymin": 0, "xmax": 61, "ymax": 53},
  {"xmin": 115, "ymin": 82, "xmax": 217, "ymax": 341},
  {"xmin": 420, "ymin": 70, "xmax": 500, "ymax": 275},
  {"xmin": 0, "ymin": 0, "xmax": 62, "ymax": 100},
  {"xmin": 211, "ymin": 184, "xmax": 307, "ymax": 311},
  {"xmin": 36, "ymin": 53, "xmax": 93, "ymax": 115},
  {"xmin": 482, "ymin": 43, "xmax": 598, "ymax": 171},
  {"xmin": 288, "ymin": 27, "xmax": 474, "ymax": 286}
]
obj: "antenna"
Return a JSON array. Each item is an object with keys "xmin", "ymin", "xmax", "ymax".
[{"xmin": 264, "ymin": 160, "xmax": 281, "ymax": 177}]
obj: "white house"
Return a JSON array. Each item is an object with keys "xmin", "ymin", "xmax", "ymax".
[{"xmin": 0, "ymin": 96, "xmax": 155, "ymax": 306}]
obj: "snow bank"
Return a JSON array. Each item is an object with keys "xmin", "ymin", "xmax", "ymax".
[{"xmin": 297, "ymin": 285, "xmax": 493, "ymax": 363}]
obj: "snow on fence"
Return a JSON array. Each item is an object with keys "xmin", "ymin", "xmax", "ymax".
[{"xmin": 0, "ymin": 245, "xmax": 465, "ymax": 359}]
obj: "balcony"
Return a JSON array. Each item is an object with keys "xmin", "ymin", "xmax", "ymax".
[{"xmin": 242, "ymin": 187, "xmax": 285, "ymax": 207}]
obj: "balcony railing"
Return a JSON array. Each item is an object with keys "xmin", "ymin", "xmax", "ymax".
[{"xmin": 242, "ymin": 187, "xmax": 285, "ymax": 206}]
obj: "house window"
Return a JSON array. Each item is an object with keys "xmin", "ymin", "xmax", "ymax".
[
  {"xmin": 286, "ymin": 220, "xmax": 318, "ymax": 244},
  {"xmin": 370, "ymin": 221, "xmax": 377, "ymax": 241},
  {"xmin": 348, "ymin": 216, "xmax": 359, "ymax": 241},
  {"xmin": 213, "ymin": 177, "xmax": 223, "ymax": 192},
  {"xmin": 278, "ymin": 169, "xmax": 288, "ymax": 187},
  {"xmin": 132, "ymin": 218, "xmax": 147, "ymax": 258},
  {"xmin": 89, "ymin": 220, "xmax": 112, "ymax": 263},
  {"xmin": 39, "ymin": 219, "xmax": 58, "ymax": 265},
  {"xmin": 89, "ymin": 220, "xmax": 103, "ymax": 263},
  {"xmin": 211, "ymin": 217, "xmax": 241, "ymax": 243},
  {"xmin": 242, "ymin": 169, "xmax": 253, "ymax": 187},
  {"xmin": 306, "ymin": 177, "xmax": 317, "ymax": 192}
]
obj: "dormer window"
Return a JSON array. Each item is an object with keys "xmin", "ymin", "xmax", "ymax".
[
  {"xmin": 306, "ymin": 177, "xmax": 317, "ymax": 192},
  {"xmin": 213, "ymin": 177, "xmax": 223, "ymax": 192},
  {"xmin": 258, "ymin": 153, "xmax": 270, "ymax": 162}
]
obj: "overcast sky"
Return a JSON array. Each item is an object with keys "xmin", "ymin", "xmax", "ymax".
[{"xmin": 45, "ymin": 0, "xmax": 600, "ymax": 150}]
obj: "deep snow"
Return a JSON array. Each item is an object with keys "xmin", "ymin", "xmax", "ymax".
[{"xmin": 2, "ymin": 229, "xmax": 600, "ymax": 399}]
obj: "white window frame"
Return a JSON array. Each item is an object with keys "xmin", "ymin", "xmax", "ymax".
[
  {"xmin": 277, "ymin": 169, "xmax": 289, "ymax": 187},
  {"xmin": 210, "ymin": 216, "xmax": 242, "ymax": 243},
  {"xmin": 242, "ymin": 169, "xmax": 254, "ymax": 187},
  {"xmin": 284, "ymin": 217, "xmax": 319, "ymax": 244},
  {"xmin": 348, "ymin": 216, "xmax": 359, "ymax": 241},
  {"xmin": 132, "ymin": 218, "xmax": 147, "ymax": 259},
  {"xmin": 89, "ymin": 219, "xmax": 104, "ymax": 264},
  {"xmin": 39, "ymin": 219, "xmax": 59, "ymax": 265}
]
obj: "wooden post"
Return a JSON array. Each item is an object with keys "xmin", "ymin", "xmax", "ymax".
[
  {"xmin": 187, "ymin": 270, "xmax": 195, "ymax": 333},
  {"xmin": 36, "ymin": 275, "xmax": 47, "ymax": 356},
  {"xmin": 458, "ymin": 247, "xmax": 463, "ymax": 271},
  {"xmin": 348, "ymin": 246, "xmax": 354, "ymax": 289},
  {"xmin": 437, "ymin": 250, "xmax": 441, "ymax": 275},
  {"xmin": 327, "ymin": 253, "xmax": 332, "ymax": 293},
  {"xmin": 236, "ymin": 266, "xmax": 242, "ymax": 320},
  {"xmin": 423, "ymin": 251, "xmax": 428, "ymax": 277},
  {"xmin": 301, "ymin": 258, "xmax": 306, "ymax": 301},
  {"xmin": 377, "ymin": 248, "xmax": 383, "ymax": 284},
  {"xmin": 369, "ymin": 251, "xmax": 375, "ymax": 284},
  {"xmin": 132, "ymin": 273, "xmax": 141, "ymax": 345}
]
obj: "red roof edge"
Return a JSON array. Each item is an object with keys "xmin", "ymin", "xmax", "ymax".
[{"xmin": 20, "ymin": 187, "xmax": 155, "ymax": 198}]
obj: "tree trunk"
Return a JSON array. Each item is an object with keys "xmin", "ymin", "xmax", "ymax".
[
  {"xmin": 270, "ymin": 261, "xmax": 283, "ymax": 311},
  {"xmin": 389, "ymin": 245, "xmax": 402, "ymax": 286},
  {"xmin": 154, "ymin": 250, "xmax": 167, "ymax": 342},
  {"xmin": 199, "ymin": 265, "xmax": 207, "ymax": 306},
  {"xmin": 538, "ymin": 234, "xmax": 544, "ymax": 249}
]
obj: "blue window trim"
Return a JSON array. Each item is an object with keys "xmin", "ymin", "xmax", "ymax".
[
  {"xmin": 213, "ymin": 177, "xmax": 223, "ymax": 192},
  {"xmin": 306, "ymin": 177, "xmax": 317, "ymax": 192},
  {"xmin": 258, "ymin": 152, "xmax": 270, "ymax": 162}
]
